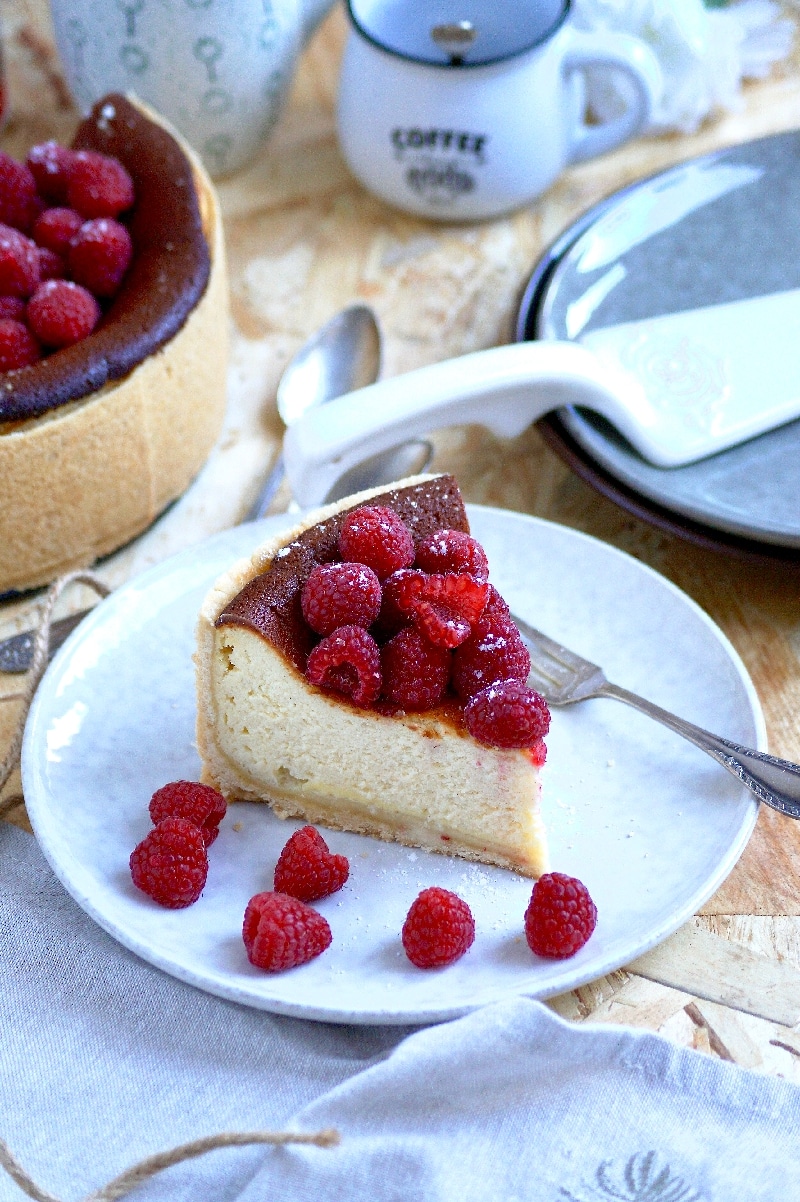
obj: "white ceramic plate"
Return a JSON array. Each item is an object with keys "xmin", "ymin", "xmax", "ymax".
[{"xmin": 22, "ymin": 507, "xmax": 763, "ymax": 1025}]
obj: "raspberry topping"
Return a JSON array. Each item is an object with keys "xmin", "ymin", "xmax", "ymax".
[
  {"xmin": 27, "ymin": 141, "xmax": 76, "ymax": 203},
  {"xmin": 483, "ymin": 583, "xmax": 510, "ymax": 620},
  {"xmin": 0, "ymin": 152, "xmax": 39, "ymax": 232},
  {"xmin": 524, "ymin": 872, "xmax": 597, "ymax": 958},
  {"xmin": 149, "ymin": 780, "xmax": 227, "ymax": 847},
  {"xmin": 396, "ymin": 571, "xmax": 489, "ymax": 649},
  {"xmin": 376, "ymin": 568, "xmax": 424, "ymax": 639},
  {"xmin": 381, "ymin": 626, "xmax": 451, "ymax": 710},
  {"xmin": 0, "ymin": 318, "xmax": 40, "ymax": 370},
  {"xmin": 243, "ymin": 891, "xmax": 332, "ymax": 971},
  {"xmin": 452, "ymin": 611, "xmax": 531, "ymax": 701},
  {"xmin": 67, "ymin": 150, "xmax": 135, "ymax": 219},
  {"xmin": 0, "ymin": 297, "xmax": 25, "ymax": 321},
  {"xmin": 32, "ymin": 206, "xmax": 83, "ymax": 255},
  {"xmin": 415, "ymin": 530, "xmax": 490, "ymax": 582},
  {"xmin": 0, "ymin": 224, "xmax": 41, "ymax": 297},
  {"xmin": 27, "ymin": 279, "xmax": 100, "ymax": 347},
  {"xmin": 68, "ymin": 218, "xmax": 133, "ymax": 298},
  {"xmin": 338, "ymin": 506, "xmax": 415, "ymax": 580},
  {"xmin": 464, "ymin": 679, "xmax": 550, "ymax": 749},
  {"xmin": 273, "ymin": 825, "xmax": 350, "ymax": 902},
  {"xmin": 301, "ymin": 561, "xmax": 382, "ymax": 636},
  {"xmin": 129, "ymin": 816, "xmax": 208, "ymax": 908},
  {"xmin": 401, "ymin": 887, "xmax": 475, "ymax": 968},
  {"xmin": 37, "ymin": 247, "xmax": 66, "ymax": 281},
  {"xmin": 306, "ymin": 625, "xmax": 382, "ymax": 707}
]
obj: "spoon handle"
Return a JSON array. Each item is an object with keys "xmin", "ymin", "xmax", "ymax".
[{"xmin": 246, "ymin": 451, "xmax": 285, "ymax": 522}]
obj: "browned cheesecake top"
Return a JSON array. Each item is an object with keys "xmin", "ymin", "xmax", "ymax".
[
  {"xmin": 217, "ymin": 475, "xmax": 469, "ymax": 672},
  {"xmin": 1, "ymin": 94, "xmax": 210, "ymax": 424}
]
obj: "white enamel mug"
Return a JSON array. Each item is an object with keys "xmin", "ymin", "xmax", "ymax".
[{"xmin": 337, "ymin": 0, "xmax": 662, "ymax": 220}]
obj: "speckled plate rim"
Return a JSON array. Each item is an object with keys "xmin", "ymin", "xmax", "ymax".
[{"xmin": 21, "ymin": 507, "xmax": 762, "ymax": 1025}]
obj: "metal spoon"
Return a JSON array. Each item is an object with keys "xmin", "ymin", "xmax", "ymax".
[
  {"xmin": 248, "ymin": 304, "xmax": 432, "ymax": 516},
  {"xmin": 0, "ymin": 305, "xmax": 434, "ymax": 672}
]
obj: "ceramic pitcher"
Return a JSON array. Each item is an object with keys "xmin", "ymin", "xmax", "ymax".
[{"xmin": 50, "ymin": 0, "xmax": 335, "ymax": 176}]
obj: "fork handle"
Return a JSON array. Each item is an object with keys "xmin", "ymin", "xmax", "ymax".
[{"xmin": 601, "ymin": 683, "xmax": 800, "ymax": 819}]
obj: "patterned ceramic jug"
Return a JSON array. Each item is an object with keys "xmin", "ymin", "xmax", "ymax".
[{"xmin": 50, "ymin": 0, "xmax": 335, "ymax": 176}]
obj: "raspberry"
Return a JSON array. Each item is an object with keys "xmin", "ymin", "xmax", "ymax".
[
  {"xmin": 524, "ymin": 872, "xmax": 597, "ymax": 958},
  {"xmin": 396, "ymin": 572, "xmax": 489, "ymax": 649},
  {"xmin": 66, "ymin": 150, "xmax": 135, "ymax": 219},
  {"xmin": 452, "ymin": 611, "xmax": 531, "ymax": 701},
  {"xmin": 483, "ymin": 583, "xmax": 510, "ymax": 620},
  {"xmin": 129, "ymin": 816, "xmax": 208, "ymax": 908},
  {"xmin": 0, "ymin": 224, "xmax": 41, "ymax": 297},
  {"xmin": 243, "ymin": 891, "xmax": 332, "ymax": 971},
  {"xmin": 376, "ymin": 568, "xmax": 424, "ymax": 639},
  {"xmin": 273, "ymin": 825, "xmax": 349, "ymax": 901},
  {"xmin": 306, "ymin": 625, "xmax": 381, "ymax": 707},
  {"xmin": 37, "ymin": 247, "xmax": 65, "ymax": 281},
  {"xmin": 464, "ymin": 680, "xmax": 550, "ymax": 749},
  {"xmin": 415, "ymin": 530, "xmax": 490, "ymax": 582},
  {"xmin": 0, "ymin": 297, "xmax": 25, "ymax": 321},
  {"xmin": 381, "ymin": 627, "xmax": 451, "ymax": 710},
  {"xmin": 0, "ymin": 152, "xmax": 39, "ymax": 232},
  {"xmin": 0, "ymin": 318, "xmax": 40, "ymax": 371},
  {"xmin": 401, "ymin": 887, "xmax": 475, "ymax": 968},
  {"xmin": 301, "ymin": 561, "xmax": 381, "ymax": 636},
  {"xmin": 149, "ymin": 780, "xmax": 227, "ymax": 847},
  {"xmin": 32, "ymin": 207, "xmax": 83, "ymax": 255},
  {"xmin": 69, "ymin": 218, "xmax": 133, "ymax": 298},
  {"xmin": 527, "ymin": 738, "xmax": 547, "ymax": 768},
  {"xmin": 27, "ymin": 279, "xmax": 100, "ymax": 347},
  {"xmin": 338, "ymin": 505, "xmax": 415, "ymax": 581},
  {"xmin": 26, "ymin": 141, "xmax": 76, "ymax": 203}
]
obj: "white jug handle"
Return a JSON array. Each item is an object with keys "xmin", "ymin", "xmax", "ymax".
[
  {"xmin": 283, "ymin": 341, "xmax": 658, "ymax": 507},
  {"xmin": 562, "ymin": 29, "xmax": 663, "ymax": 164}
]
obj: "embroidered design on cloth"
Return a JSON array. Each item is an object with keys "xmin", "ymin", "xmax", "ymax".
[{"xmin": 560, "ymin": 1150, "xmax": 702, "ymax": 1202}]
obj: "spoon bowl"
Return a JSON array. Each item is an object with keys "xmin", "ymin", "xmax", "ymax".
[{"xmin": 277, "ymin": 305, "xmax": 382, "ymax": 427}]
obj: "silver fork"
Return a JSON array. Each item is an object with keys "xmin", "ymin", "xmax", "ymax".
[{"xmin": 511, "ymin": 611, "xmax": 800, "ymax": 820}]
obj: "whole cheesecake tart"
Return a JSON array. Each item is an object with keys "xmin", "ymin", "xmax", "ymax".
[
  {"xmin": 0, "ymin": 93, "xmax": 228, "ymax": 594},
  {"xmin": 195, "ymin": 475, "xmax": 549, "ymax": 878}
]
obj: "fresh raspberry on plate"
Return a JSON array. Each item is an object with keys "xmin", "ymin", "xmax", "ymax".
[
  {"xmin": 149, "ymin": 780, "xmax": 227, "ymax": 847},
  {"xmin": 0, "ymin": 318, "xmax": 40, "ymax": 371},
  {"xmin": 415, "ymin": 529, "xmax": 490, "ymax": 582},
  {"xmin": 129, "ymin": 816, "xmax": 208, "ymax": 908},
  {"xmin": 0, "ymin": 151, "xmax": 39, "ymax": 232},
  {"xmin": 464, "ymin": 679, "xmax": 550, "ymax": 749},
  {"xmin": 452, "ymin": 611, "xmax": 530, "ymax": 701},
  {"xmin": 401, "ymin": 886, "xmax": 475, "ymax": 968},
  {"xmin": 0, "ymin": 224, "xmax": 41, "ymax": 298},
  {"xmin": 243, "ymin": 891, "xmax": 332, "ymax": 971},
  {"xmin": 26, "ymin": 141, "xmax": 76, "ymax": 203},
  {"xmin": 68, "ymin": 217, "xmax": 133, "ymax": 298},
  {"xmin": 273, "ymin": 825, "xmax": 349, "ymax": 901},
  {"xmin": 27, "ymin": 279, "xmax": 100, "ymax": 347},
  {"xmin": 67, "ymin": 150, "xmax": 135, "ymax": 219},
  {"xmin": 301, "ymin": 561, "xmax": 382, "ymax": 636},
  {"xmin": 306, "ymin": 624, "xmax": 382, "ymax": 707},
  {"xmin": 381, "ymin": 626, "xmax": 451, "ymax": 710},
  {"xmin": 338, "ymin": 505, "xmax": 415, "ymax": 580},
  {"xmin": 32, "ymin": 206, "xmax": 83, "ymax": 255},
  {"xmin": 524, "ymin": 872, "xmax": 597, "ymax": 958}
]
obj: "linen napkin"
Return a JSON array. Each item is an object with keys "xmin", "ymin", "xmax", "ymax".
[{"xmin": 2, "ymin": 820, "xmax": 799, "ymax": 1202}]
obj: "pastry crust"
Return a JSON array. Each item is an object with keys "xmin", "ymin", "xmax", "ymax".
[{"xmin": 0, "ymin": 97, "xmax": 228, "ymax": 594}]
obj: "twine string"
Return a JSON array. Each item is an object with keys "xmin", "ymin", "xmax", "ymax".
[
  {"xmin": 0, "ymin": 571, "xmax": 111, "ymax": 811},
  {"xmin": 0, "ymin": 1129, "xmax": 340, "ymax": 1202}
]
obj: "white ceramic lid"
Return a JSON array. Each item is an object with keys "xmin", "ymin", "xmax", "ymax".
[{"xmin": 347, "ymin": 0, "xmax": 569, "ymax": 66}]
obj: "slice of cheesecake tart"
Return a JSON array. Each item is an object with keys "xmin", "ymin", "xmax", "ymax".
[{"xmin": 195, "ymin": 475, "xmax": 549, "ymax": 878}]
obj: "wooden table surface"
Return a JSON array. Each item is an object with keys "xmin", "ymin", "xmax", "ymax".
[{"xmin": 3, "ymin": 0, "xmax": 800, "ymax": 1075}]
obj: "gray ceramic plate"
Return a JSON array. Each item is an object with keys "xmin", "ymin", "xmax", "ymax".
[{"xmin": 521, "ymin": 131, "xmax": 800, "ymax": 550}]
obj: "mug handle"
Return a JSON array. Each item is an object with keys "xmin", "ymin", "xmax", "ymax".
[{"xmin": 562, "ymin": 29, "xmax": 663, "ymax": 164}]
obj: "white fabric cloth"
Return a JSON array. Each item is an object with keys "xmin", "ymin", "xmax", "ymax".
[{"xmin": 2, "ymin": 820, "xmax": 799, "ymax": 1202}]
